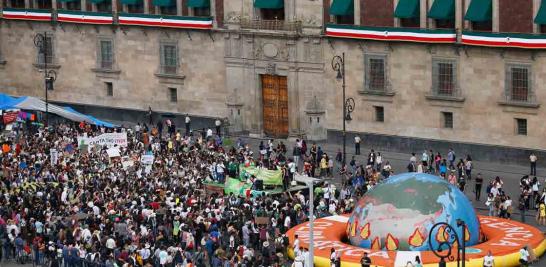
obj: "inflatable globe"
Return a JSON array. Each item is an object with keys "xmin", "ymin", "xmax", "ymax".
[{"xmin": 346, "ymin": 173, "xmax": 480, "ymax": 251}]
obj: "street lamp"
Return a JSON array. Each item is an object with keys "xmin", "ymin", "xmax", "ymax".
[
  {"xmin": 295, "ymin": 174, "xmax": 321, "ymax": 267},
  {"xmin": 34, "ymin": 32, "xmax": 56, "ymax": 127},
  {"xmin": 332, "ymin": 53, "xmax": 355, "ymax": 165},
  {"xmin": 427, "ymin": 219, "xmax": 467, "ymax": 267}
]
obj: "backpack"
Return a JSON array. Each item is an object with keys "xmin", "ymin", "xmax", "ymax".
[{"xmin": 136, "ymin": 254, "xmax": 143, "ymax": 266}]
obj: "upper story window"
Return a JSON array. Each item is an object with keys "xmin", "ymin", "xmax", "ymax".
[
  {"xmin": 93, "ymin": 0, "xmax": 112, "ymax": 12},
  {"xmin": 98, "ymin": 39, "xmax": 114, "ymax": 70},
  {"xmin": 330, "ymin": 0, "xmax": 354, "ymax": 25},
  {"xmin": 364, "ymin": 54, "xmax": 389, "ymax": 93},
  {"xmin": 428, "ymin": 0, "xmax": 455, "ymax": 29},
  {"xmin": 60, "ymin": 0, "xmax": 82, "ymax": 11},
  {"xmin": 254, "ymin": 0, "xmax": 285, "ymax": 20},
  {"xmin": 505, "ymin": 64, "xmax": 534, "ymax": 103},
  {"xmin": 8, "ymin": 0, "xmax": 26, "ymax": 8},
  {"xmin": 160, "ymin": 41, "xmax": 179, "ymax": 75},
  {"xmin": 394, "ymin": 0, "xmax": 420, "ymax": 27},
  {"xmin": 431, "ymin": 59, "xmax": 458, "ymax": 97},
  {"xmin": 36, "ymin": 34, "xmax": 54, "ymax": 66},
  {"xmin": 153, "ymin": 0, "xmax": 177, "ymax": 15},
  {"xmin": 187, "ymin": 0, "xmax": 211, "ymax": 16},
  {"xmin": 121, "ymin": 0, "xmax": 144, "ymax": 13},
  {"xmin": 36, "ymin": 0, "xmax": 52, "ymax": 9},
  {"xmin": 464, "ymin": 0, "xmax": 492, "ymax": 31}
]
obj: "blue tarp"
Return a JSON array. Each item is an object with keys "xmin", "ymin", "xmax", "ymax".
[{"xmin": 63, "ymin": 107, "xmax": 118, "ymax": 128}]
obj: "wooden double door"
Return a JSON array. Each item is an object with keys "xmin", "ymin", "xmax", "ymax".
[{"xmin": 261, "ymin": 74, "xmax": 289, "ymax": 138}]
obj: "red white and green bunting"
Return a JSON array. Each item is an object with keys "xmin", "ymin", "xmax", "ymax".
[
  {"xmin": 118, "ymin": 13, "xmax": 213, "ymax": 29},
  {"xmin": 326, "ymin": 24, "xmax": 456, "ymax": 43},
  {"xmin": 57, "ymin": 10, "xmax": 113, "ymax": 24},
  {"xmin": 462, "ymin": 31, "xmax": 546, "ymax": 49},
  {"xmin": 2, "ymin": 8, "xmax": 51, "ymax": 21}
]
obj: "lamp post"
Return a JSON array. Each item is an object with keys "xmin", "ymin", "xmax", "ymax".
[
  {"xmin": 34, "ymin": 32, "xmax": 56, "ymax": 127},
  {"xmin": 332, "ymin": 53, "xmax": 355, "ymax": 165},
  {"xmin": 428, "ymin": 220, "xmax": 466, "ymax": 267},
  {"xmin": 295, "ymin": 174, "xmax": 320, "ymax": 267}
]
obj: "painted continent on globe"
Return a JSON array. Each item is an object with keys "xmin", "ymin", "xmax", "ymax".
[{"xmin": 346, "ymin": 173, "xmax": 481, "ymax": 251}]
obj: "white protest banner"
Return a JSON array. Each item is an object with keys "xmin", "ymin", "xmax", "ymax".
[{"xmin": 77, "ymin": 132, "xmax": 128, "ymax": 148}]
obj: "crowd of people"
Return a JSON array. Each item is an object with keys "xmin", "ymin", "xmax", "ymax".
[{"xmin": 0, "ymin": 117, "xmax": 542, "ymax": 267}]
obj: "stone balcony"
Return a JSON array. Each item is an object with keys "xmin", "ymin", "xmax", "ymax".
[{"xmin": 239, "ymin": 18, "xmax": 302, "ymax": 33}]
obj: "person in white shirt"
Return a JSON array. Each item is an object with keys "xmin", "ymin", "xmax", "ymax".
[
  {"xmin": 354, "ymin": 136, "xmax": 361, "ymax": 155},
  {"xmin": 206, "ymin": 128, "xmax": 213, "ymax": 139},
  {"xmin": 215, "ymin": 119, "xmax": 222, "ymax": 136},
  {"xmin": 293, "ymin": 235, "xmax": 300, "ymax": 256},
  {"xmin": 483, "ymin": 250, "xmax": 495, "ymax": 267},
  {"xmin": 106, "ymin": 237, "xmax": 116, "ymax": 251},
  {"xmin": 519, "ymin": 246, "xmax": 530, "ymax": 266},
  {"xmin": 184, "ymin": 115, "xmax": 191, "ymax": 135}
]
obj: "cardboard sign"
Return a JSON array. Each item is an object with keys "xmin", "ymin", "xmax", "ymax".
[
  {"xmin": 107, "ymin": 147, "xmax": 121, "ymax": 158},
  {"xmin": 50, "ymin": 149, "xmax": 58, "ymax": 165},
  {"xmin": 141, "ymin": 154, "xmax": 154, "ymax": 165}
]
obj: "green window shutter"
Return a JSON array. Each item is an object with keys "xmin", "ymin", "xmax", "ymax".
[
  {"xmin": 254, "ymin": 0, "xmax": 284, "ymax": 9},
  {"xmin": 90, "ymin": 0, "xmax": 107, "ymax": 4},
  {"xmin": 120, "ymin": 0, "xmax": 142, "ymax": 5},
  {"xmin": 187, "ymin": 0, "xmax": 209, "ymax": 8},
  {"xmin": 152, "ymin": 0, "xmax": 175, "ymax": 7},
  {"xmin": 428, "ymin": 0, "xmax": 455, "ymax": 20},
  {"xmin": 464, "ymin": 0, "xmax": 492, "ymax": 22},
  {"xmin": 330, "ymin": 0, "xmax": 354, "ymax": 16},
  {"xmin": 59, "ymin": 0, "xmax": 79, "ymax": 3},
  {"xmin": 394, "ymin": 0, "xmax": 420, "ymax": 19},
  {"xmin": 535, "ymin": 0, "xmax": 546, "ymax": 24}
]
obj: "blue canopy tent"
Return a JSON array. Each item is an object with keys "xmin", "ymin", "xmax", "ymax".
[
  {"xmin": 63, "ymin": 107, "xmax": 118, "ymax": 128},
  {"xmin": 0, "ymin": 93, "xmax": 17, "ymax": 107}
]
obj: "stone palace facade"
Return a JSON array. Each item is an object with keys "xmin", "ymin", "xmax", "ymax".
[{"xmin": 1, "ymin": 0, "xmax": 545, "ymax": 159}]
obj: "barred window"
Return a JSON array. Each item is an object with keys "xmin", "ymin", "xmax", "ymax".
[
  {"xmin": 169, "ymin": 87, "xmax": 178, "ymax": 102},
  {"xmin": 105, "ymin": 82, "xmax": 113, "ymax": 96},
  {"xmin": 516, "ymin": 118, "xmax": 527, "ymax": 135},
  {"xmin": 365, "ymin": 55, "xmax": 387, "ymax": 91},
  {"xmin": 510, "ymin": 67, "xmax": 529, "ymax": 102},
  {"xmin": 37, "ymin": 36, "xmax": 54, "ymax": 65},
  {"xmin": 432, "ymin": 59, "xmax": 456, "ymax": 96},
  {"xmin": 442, "ymin": 112, "xmax": 453, "ymax": 129},
  {"xmin": 160, "ymin": 43, "xmax": 178, "ymax": 75},
  {"xmin": 374, "ymin": 106, "xmax": 384, "ymax": 122},
  {"xmin": 99, "ymin": 40, "xmax": 113, "ymax": 70}
]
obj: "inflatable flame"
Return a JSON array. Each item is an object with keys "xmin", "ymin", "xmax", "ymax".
[
  {"xmin": 385, "ymin": 233, "xmax": 399, "ymax": 251},
  {"xmin": 408, "ymin": 228, "xmax": 425, "ymax": 247},
  {"xmin": 360, "ymin": 223, "xmax": 370, "ymax": 240},
  {"xmin": 371, "ymin": 237, "xmax": 381, "ymax": 250},
  {"xmin": 350, "ymin": 221, "xmax": 357, "ymax": 237},
  {"xmin": 436, "ymin": 226, "xmax": 447, "ymax": 243}
]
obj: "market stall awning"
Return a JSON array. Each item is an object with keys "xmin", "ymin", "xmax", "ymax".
[
  {"xmin": 0, "ymin": 96, "xmax": 93, "ymax": 123},
  {"xmin": 254, "ymin": 0, "xmax": 284, "ymax": 9},
  {"xmin": 394, "ymin": 0, "xmax": 420, "ymax": 19},
  {"xmin": 152, "ymin": 0, "xmax": 175, "ymax": 7},
  {"xmin": 186, "ymin": 0, "xmax": 209, "ymax": 8},
  {"xmin": 330, "ymin": 0, "xmax": 354, "ymax": 16},
  {"xmin": 464, "ymin": 0, "xmax": 492, "ymax": 22},
  {"xmin": 63, "ymin": 107, "xmax": 118, "ymax": 128},
  {"xmin": 535, "ymin": 0, "xmax": 546, "ymax": 24},
  {"xmin": 428, "ymin": 0, "xmax": 454, "ymax": 20}
]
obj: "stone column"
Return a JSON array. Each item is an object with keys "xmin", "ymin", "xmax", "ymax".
[
  {"xmin": 394, "ymin": 0, "xmax": 400, "ymax": 27},
  {"xmin": 456, "ymin": 0, "xmax": 463, "ymax": 31},
  {"xmin": 91, "ymin": 3, "xmax": 97, "ymax": 11},
  {"xmin": 533, "ymin": 0, "xmax": 540, "ymax": 33},
  {"xmin": 81, "ymin": 0, "xmax": 86, "ymax": 11},
  {"xmin": 62, "ymin": 2, "xmax": 67, "ymax": 9},
  {"xmin": 24, "ymin": 0, "xmax": 30, "ymax": 9},
  {"xmin": 112, "ymin": 0, "xmax": 118, "ymax": 13},
  {"xmin": 155, "ymin": 6, "xmax": 160, "ymax": 14},
  {"xmin": 143, "ymin": 0, "xmax": 149, "ymax": 14},
  {"xmin": 354, "ymin": 0, "xmax": 361, "ymax": 25},
  {"xmin": 51, "ymin": 0, "xmax": 57, "ymax": 11},
  {"xmin": 176, "ymin": 0, "xmax": 182, "ymax": 15},
  {"xmin": 428, "ymin": 0, "xmax": 436, "ymax": 28},
  {"xmin": 420, "ymin": 0, "xmax": 427, "ymax": 28},
  {"xmin": 492, "ymin": 0, "xmax": 499, "ymax": 32},
  {"xmin": 463, "ymin": 0, "xmax": 470, "ymax": 30},
  {"xmin": 210, "ymin": 0, "xmax": 217, "ymax": 26}
]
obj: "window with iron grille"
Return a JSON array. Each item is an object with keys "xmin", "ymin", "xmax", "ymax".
[
  {"xmin": 506, "ymin": 65, "xmax": 531, "ymax": 102},
  {"xmin": 374, "ymin": 106, "xmax": 384, "ymax": 122},
  {"xmin": 432, "ymin": 59, "xmax": 456, "ymax": 96},
  {"xmin": 99, "ymin": 40, "xmax": 113, "ymax": 70},
  {"xmin": 160, "ymin": 43, "xmax": 178, "ymax": 75},
  {"xmin": 365, "ymin": 54, "xmax": 387, "ymax": 92},
  {"xmin": 516, "ymin": 118, "xmax": 527, "ymax": 135},
  {"xmin": 10, "ymin": 0, "xmax": 25, "ymax": 8},
  {"xmin": 37, "ymin": 36, "xmax": 54, "ymax": 65},
  {"xmin": 194, "ymin": 7, "xmax": 211, "ymax": 16},
  {"xmin": 169, "ymin": 88, "xmax": 178, "ymax": 102},
  {"xmin": 442, "ymin": 112, "xmax": 453, "ymax": 129},
  {"xmin": 105, "ymin": 82, "xmax": 113, "ymax": 96}
]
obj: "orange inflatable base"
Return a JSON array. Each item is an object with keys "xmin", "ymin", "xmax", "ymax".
[{"xmin": 286, "ymin": 215, "xmax": 546, "ymax": 267}]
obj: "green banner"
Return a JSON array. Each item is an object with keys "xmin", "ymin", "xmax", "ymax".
[
  {"xmin": 239, "ymin": 165, "xmax": 282, "ymax": 186},
  {"xmin": 224, "ymin": 177, "xmax": 251, "ymax": 196}
]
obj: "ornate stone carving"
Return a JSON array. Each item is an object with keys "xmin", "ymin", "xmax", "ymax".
[
  {"xmin": 266, "ymin": 63, "xmax": 277, "ymax": 75},
  {"xmin": 305, "ymin": 95, "xmax": 325, "ymax": 114},
  {"xmin": 263, "ymin": 43, "xmax": 278, "ymax": 58}
]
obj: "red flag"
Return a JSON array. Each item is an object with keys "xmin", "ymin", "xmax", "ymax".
[{"xmin": 3, "ymin": 112, "xmax": 17, "ymax": 124}]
